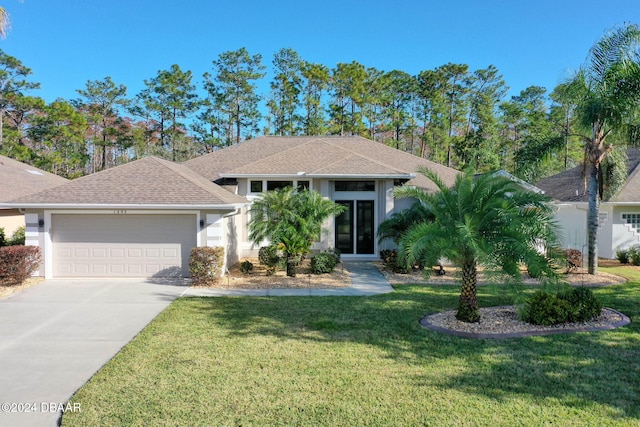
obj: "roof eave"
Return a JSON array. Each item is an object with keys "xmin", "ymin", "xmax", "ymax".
[
  {"xmin": 0, "ymin": 202, "xmax": 248, "ymax": 210},
  {"xmin": 222, "ymin": 173, "xmax": 416, "ymax": 179}
]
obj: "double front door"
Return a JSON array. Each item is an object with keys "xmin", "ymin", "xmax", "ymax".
[{"xmin": 335, "ymin": 200, "xmax": 375, "ymax": 255}]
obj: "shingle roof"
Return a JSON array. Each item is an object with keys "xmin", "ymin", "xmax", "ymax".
[
  {"xmin": 183, "ymin": 136, "xmax": 460, "ymax": 191},
  {"xmin": 7, "ymin": 156, "xmax": 247, "ymax": 206},
  {"xmin": 0, "ymin": 155, "xmax": 68, "ymax": 202},
  {"xmin": 535, "ymin": 149, "xmax": 640, "ymax": 202}
]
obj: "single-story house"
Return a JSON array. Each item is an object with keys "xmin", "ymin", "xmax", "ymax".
[
  {"xmin": 3, "ymin": 136, "xmax": 459, "ymax": 279},
  {"xmin": 0, "ymin": 154, "xmax": 68, "ymax": 238},
  {"xmin": 535, "ymin": 148, "xmax": 640, "ymax": 259}
]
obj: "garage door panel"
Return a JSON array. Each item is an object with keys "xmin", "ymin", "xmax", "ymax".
[{"xmin": 52, "ymin": 214, "xmax": 197, "ymax": 278}]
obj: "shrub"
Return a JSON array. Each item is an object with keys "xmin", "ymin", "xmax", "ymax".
[
  {"xmin": 561, "ymin": 286, "xmax": 603, "ymax": 322},
  {"xmin": 258, "ymin": 245, "xmax": 281, "ymax": 276},
  {"xmin": 565, "ymin": 249, "xmax": 582, "ymax": 272},
  {"xmin": 629, "ymin": 245, "xmax": 640, "ymax": 266},
  {"xmin": 520, "ymin": 290, "xmax": 572, "ymax": 326},
  {"xmin": 310, "ymin": 251, "xmax": 339, "ymax": 274},
  {"xmin": 8, "ymin": 226, "xmax": 25, "ymax": 246},
  {"xmin": 189, "ymin": 247, "xmax": 225, "ymax": 285},
  {"xmin": 240, "ymin": 260, "xmax": 254, "ymax": 274},
  {"xmin": 0, "ymin": 245, "xmax": 41, "ymax": 286},
  {"xmin": 520, "ymin": 287, "xmax": 603, "ymax": 325},
  {"xmin": 0, "ymin": 227, "xmax": 5, "ymax": 247},
  {"xmin": 616, "ymin": 248, "xmax": 630, "ymax": 264}
]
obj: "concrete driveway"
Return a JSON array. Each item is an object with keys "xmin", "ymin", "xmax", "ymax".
[{"xmin": 0, "ymin": 279, "xmax": 188, "ymax": 427}]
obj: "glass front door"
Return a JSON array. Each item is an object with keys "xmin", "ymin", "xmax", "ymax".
[{"xmin": 335, "ymin": 200, "xmax": 375, "ymax": 255}]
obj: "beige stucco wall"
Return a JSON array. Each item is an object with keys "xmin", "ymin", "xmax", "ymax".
[{"xmin": 0, "ymin": 209, "xmax": 25, "ymax": 238}]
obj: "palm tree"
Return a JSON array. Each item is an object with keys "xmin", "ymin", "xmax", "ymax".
[
  {"xmin": 0, "ymin": 7, "xmax": 10, "ymax": 39},
  {"xmin": 565, "ymin": 24, "xmax": 640, "ymax": 275},
  {"xmin": 395, "ymin": 167, "xmax": 560, "ymax": 323},
  {"xmin": 248, "ymin": 187, "xmax": 345, "ymax": 277}
]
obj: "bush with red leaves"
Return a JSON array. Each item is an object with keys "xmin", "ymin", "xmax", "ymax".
[{"xmin": 0, "ymin": 246, "xmax": 41, "ymax": 286}]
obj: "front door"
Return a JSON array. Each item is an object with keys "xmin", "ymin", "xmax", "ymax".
[{"xmin": 335, "ymin": 200, "xmax": 375, "ymax": 255}]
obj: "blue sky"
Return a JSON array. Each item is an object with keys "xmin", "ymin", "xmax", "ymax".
[{"xmin": 2, "ymin": 0, "xmax": 639, "ymax": 104}]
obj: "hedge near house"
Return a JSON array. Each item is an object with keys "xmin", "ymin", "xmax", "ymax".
[
  {"xmin": 189, "ymin": 247, "xmax": 225, "ymax": 285},
  {"xmin": 0, "ymin": 246, "xmax": 41, "ymax": 286}
]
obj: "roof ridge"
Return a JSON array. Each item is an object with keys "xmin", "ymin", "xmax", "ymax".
[{"xmin": 320, "ymin": 137, "xmax": 413, "ymax": 175}]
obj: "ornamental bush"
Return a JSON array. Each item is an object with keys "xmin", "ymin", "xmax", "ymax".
[
  {"xmin": 520, "ymin": 287, "xmax": 602, "ymax": 325},
  {"xmin": 565, "ymin": 249, "xmax": 582, "ymax": 272},
  {"xmin": 629, "ymin": 245, "xmax": 640, "ymax": 266},
  {"xmin": 310, "ymin": 250, "xmax": 340, "ymax": 274},
  {"xmin": 240, "ymin": 260, "xmax": 254, "ymax": 274},
  {"xmin": 616, "ymin": 248, "xmax": 630, "ymax": 264},
  {"xmin": 258, "ymin": 245, "xmax": 282, "ymax": 276},
  {"xmin": 189, "ymin": 247, "xmax": 225, "ymax": 285},
  {"xmin": 0, "ymin": 245, "xmax": 41, "ymax": 286}
]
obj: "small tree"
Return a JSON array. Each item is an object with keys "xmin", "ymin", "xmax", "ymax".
[
  {"xmin": 248, "ymin": 188, "xmax": 345, "ymax": 277},
  {"xmin": 395, "ymin": 167, "xmax": 561, "ymax": 322}
]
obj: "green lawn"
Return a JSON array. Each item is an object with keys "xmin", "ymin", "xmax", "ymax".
[{"xmin": 63, "ymin": 268, "xmax": 640, "ymax": 426}]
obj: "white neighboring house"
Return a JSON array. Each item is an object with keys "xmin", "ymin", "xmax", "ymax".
[
  {"xmin": 0, "ymin": 155, "xmax": 68, "ymax": 239},
  {"xmin": 535, "ymin": 149, "xmax": 640, "ymax": 259},
  {"xmin": 3, "ymin": 136, "xmax": 460, "ymax": 279}
]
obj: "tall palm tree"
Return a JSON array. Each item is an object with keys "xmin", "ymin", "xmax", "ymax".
[
  {"xmin": 0, "ymin": 7, "xmax": 9, "ymax": 39},
  {"xmin": 395, "ymin": 167, "xmax": 560, "ymax": 322},
  {"xmin": 566, "ymin": 24, "xmax": 640, "ymax": 275},
  {"xmin": 248, "ymin": 187, "xmax": 345, "ymax": 277}
]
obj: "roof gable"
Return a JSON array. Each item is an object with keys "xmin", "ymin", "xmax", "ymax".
[
  {"xmin": 535, "ymin": 149, "xmax": 640, "ymax": 203},
  {"xmin": 7, "ymin": 156, "xmax": 247, "ymax": 206},
  {"xmin": 0, "ymin": 155, "xmax": 68, "ymax": 202},
  {"xmin": 183, "ymin": 136, "xmax": 460, "ymax": 192}
]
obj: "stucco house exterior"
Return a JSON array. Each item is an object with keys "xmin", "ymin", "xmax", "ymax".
[
  {"xmin": 535, "ymin": 149, "xmax": 640, "ymax": 259},
  {"xmin": 3, "ymin": 136, "xmax": 459, "ymax": 279},
  {"xmin": 0, "ymin": 154, "xmax": 68, "ymax": 238}
]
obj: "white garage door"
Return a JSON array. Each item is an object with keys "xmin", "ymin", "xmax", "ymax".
[{"xmin": 52, "ymin": 214, "xmax": 197, "ymax": 278}]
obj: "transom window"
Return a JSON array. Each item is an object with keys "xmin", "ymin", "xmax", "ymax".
[
  {"xmin": 249, "ymin": 180, "xmax": 311, "ymax": 193},
  {"xmin": 622, "ymin": 213, "xmax": 640, "ymax": 232},
  {"xmin": 334, "ymin": 181, "xmax": 375, "ymax": 192}
]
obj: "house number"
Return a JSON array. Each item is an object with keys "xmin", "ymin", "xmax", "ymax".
[{"xmin": 113, "ymin": 210, "xmax": 127, "ymax": 214}]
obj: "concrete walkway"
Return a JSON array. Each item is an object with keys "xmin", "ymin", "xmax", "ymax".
[
  {"xmin": 185, "ymin": 261, "xmax": 394, "ymax": 297},
  {"xmin": 0, "ymin": 262, "xmax": 391, "ymax": 427}
]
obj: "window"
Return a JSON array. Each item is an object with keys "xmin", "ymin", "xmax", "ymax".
[
  {"xmin": 250, "ymin": 181, "xmax": 263, "ymax": 193},
  {"xmin": 266, "ymin": 180, "xmax": 293, "ymax": 191},
  {"xmin": 622, "ymin": 213, "xmax": 640, "ymax": 232},
  {"xmin": 335, "ymin": 181, "xmax": 375, "ymax": 192},
  {"xmin": 297, "ymin": 180, "xmax": 309, "ymax": 191}
]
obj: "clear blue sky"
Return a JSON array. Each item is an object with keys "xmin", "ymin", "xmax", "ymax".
[{"xmin": 2, "ymin": 0, "xmax": 639, "ymax": 104}]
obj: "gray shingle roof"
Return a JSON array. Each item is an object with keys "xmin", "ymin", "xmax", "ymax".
[
  {"xmin": 183, "ymin": 136, "xmax": 459, "ymax": 191},
  {"xmin": 7, "ymin": 156, "xmax": 247, "ymax": 206},
  {"xmin": 0, "ymin": 155, "xmax": 68, "ymax": 202},
  {"xmin": 535, "ymin": 149, "xmax": 640, "ymax": 203}
]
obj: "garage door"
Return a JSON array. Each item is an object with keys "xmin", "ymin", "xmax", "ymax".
[{"xmin": 52, "ymin": 214, "xmax": 197, "ymax": 278}]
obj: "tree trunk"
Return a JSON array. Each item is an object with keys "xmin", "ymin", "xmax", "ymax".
[
  {"xmin": 587, "ymin": 162, "xmax": 599, "ymax": 275},
  {"xmin": 456, "ymin": 259, "xmax": 480, "ymax": 322}
]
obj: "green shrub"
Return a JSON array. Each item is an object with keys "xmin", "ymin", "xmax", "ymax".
[
  {"xmin": 0, "ymin": 245, "xmax": 41, "ymax": 286},
  {"xmin": 0, "ymin": 227, "xmax": 5, "ymax": 247},
  {"xmin": 189, "ymin": 247, "xmax": 225, "ymax": 285},
  {"xmin": 520, "ymin": 290, "xmax": 572, "ymax": 326},
  {"xmin": 240, "ymin": 260, "xmax": 254, "ymax": 274},
  {"xmin": 310, "ymin": 251, "xmax": 339, "ymax": 274},
  {"xmin": 561, "ymin": 286, "xmax": 603, "ymax": 322},
  {"xmin": 520, "ymin": 287, "xmax": 603, "ymax": 325},
  {"xmin": 8, "ymin": 226, "xmax": 25, "ymax": 246},
  {"xmin": 258, "ymin": 245, "xmax": 281, "ymax": 276},
  {"xmin": 616, "ymin": 248, "xmax": 630, "ymax": 264},
  {"xmin": 629, "ymin": 245, "xmax": 640, "ymax": 266}
]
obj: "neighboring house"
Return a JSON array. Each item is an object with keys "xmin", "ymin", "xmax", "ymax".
[
  {"xmin": 535, "ymin": 149, "xmax": 640, "ymax": 259},
  {"xmin": 0, "ymin": 155, "xmax": 68, "ymax": 238},
  {"xmin": 3, "ymin": 136, "xmax": 459, "ymax": 279}
]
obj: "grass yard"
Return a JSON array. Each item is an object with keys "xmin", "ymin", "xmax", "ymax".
[{"xmin": 63, "ymin": 268, "xmax": 640, "ymax": 426}]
